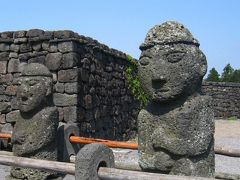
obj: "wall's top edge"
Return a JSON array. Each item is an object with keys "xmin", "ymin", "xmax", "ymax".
[
  {"xmin": 0, "ymin": 29, "xmax": 132, "ymax": 61},
  {"xmin": 202, "ymin": 81, "xmax": 240, "ymax": 88}
]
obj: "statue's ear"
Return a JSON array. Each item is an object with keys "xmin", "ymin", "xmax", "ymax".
[
  {"xmin": 46, "ymin": 86, "xmax": 52, "ymax": 96},
  {"xmin": 45, "ymin": 79, "xmax": 53, "ymax": 96},
  {"xmin": 199, "ymin": 51, "xmax": 207, "ymax": 77}
]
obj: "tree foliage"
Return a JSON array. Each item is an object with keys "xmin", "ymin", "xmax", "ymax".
[
  {"xmin": 206, "ymin": 63, "xmax": 240, "ymax": 83},
  {"xmin": 206, "ymin": 68, "xmax": 220, "ymax": 82},
  {"xmin": 221, "ymin": 63, "xmax": 234, "ymax": 82}
]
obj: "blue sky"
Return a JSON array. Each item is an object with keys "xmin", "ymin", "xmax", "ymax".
[{"xmin": 1, "ymin": 0, "xmax": 239, "ymax": 76}]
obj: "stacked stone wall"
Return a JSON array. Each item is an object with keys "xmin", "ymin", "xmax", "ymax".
[
  {"xmin": 202, "ymin": 81, "xmax": 240, "ymax": 118},
  {"xmin": 0, "ymin": 29, "xmax": 139, "ymax": 141}
]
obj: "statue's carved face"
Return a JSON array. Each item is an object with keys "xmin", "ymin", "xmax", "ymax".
[
  {"xmin": 17, "ymin": 76, "xmax": 50, "ymax": 112},
  {"xmin": 139, "ymin": 43, "xmax": 206, "ymax": 102}
]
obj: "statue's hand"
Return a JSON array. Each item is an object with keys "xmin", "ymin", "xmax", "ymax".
[{"xmin": 12, "ymin": 132, "xmax": 26, "ymax": 145}]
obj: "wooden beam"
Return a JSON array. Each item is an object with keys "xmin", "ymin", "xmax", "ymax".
[
  {"xmin": 69, "ymin": 136, "xmax": 138, "ymax": 149},
  {"xmin": 98, "ymin": 167, "xmax": 212, "ymax": 180},
  {"xmin": 0, "ymin": 155, "xmax": 75, "ymax": 175},
  {"xmin": 214, "ymin": 146, "xmax": 240, "ymax": 157}
]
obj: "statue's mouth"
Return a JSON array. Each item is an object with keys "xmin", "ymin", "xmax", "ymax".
[{"xmin": 156, "ymin": 88, "xmax": 169, "ymax": 93}]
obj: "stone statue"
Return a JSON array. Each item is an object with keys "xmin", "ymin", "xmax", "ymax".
[
  {"xmin": 138, "ymin": 21, "xmax": 214, "ymax": 177},
  {"xmin": 9, "ymin": 63, "xmax": 59, "ymax": 180}
]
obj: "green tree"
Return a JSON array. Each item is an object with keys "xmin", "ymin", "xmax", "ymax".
[
  {"xmin": 231, "ymin": 69, "xmax": 240, "ymax": 83},
  {"xmin": 221, "ymin": 63, "xmax": 234, "ymax": 82},
  {"xmin": 206, "ymin": 68, "xmax": 220, "ymax": 82}
]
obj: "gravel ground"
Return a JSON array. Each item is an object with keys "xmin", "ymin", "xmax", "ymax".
[{"xmin": 0, "ymin": 120, "xmax": 239, "ymax": 179}]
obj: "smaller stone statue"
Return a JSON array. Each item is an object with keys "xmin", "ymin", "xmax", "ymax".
[
  {"xmin": 138, "ymin": 21, "xmax": 215, "ymax": 177},
  {"xmin": 9, "ymin": 63, "xmax": 59, "ymax": 180}
]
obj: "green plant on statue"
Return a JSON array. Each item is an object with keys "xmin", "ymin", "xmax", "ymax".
[{"xmin": 126, "ymin": 55, "xmax": 150, "ymax": 107}]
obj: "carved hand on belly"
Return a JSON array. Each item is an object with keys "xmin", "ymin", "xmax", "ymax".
[
  {"xmin": 151, "ymin": 127, "xmax": 187, "ymax": 155},
  {"xmin": 12, "ymin": 132, "xmax": 26, "ymax": 145}
]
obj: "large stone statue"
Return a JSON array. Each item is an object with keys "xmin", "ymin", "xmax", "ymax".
[
  {"xmin": 138, "ymin": 21, "xmax": 214, "ymax": 177},
  {"xmin": 9, "ymin": 63, "xmax": 59, "ymax": 179}
]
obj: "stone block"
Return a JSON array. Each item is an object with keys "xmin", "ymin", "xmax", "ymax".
[
  {"xmin": 90, "ymin": 63, "xmax": 96, "ymax": 73},
  {"xmin": 11, "ymin": 97, "xmax": 19, "ymax": 110},
  {"xmin": 78, "ymin": 106, "xmax": 85, "ymax": 120},
  {"xmin": 0, "ymin": 43, "xmax": 10, "ymax": 51},
  {"xmin": 0, "ymin": 61, "xmax": 7, "ymax": 74},
  {"xmin": 53, "ymin": 93, "xmax": 77, "ymax": 106},
  {"xmin": 1, "ymin": 123, "xmax": 13, "ymax": 134},
  {"xmin": 62, "ymin": 52, "xmax": 80, "ymax": 69},
  {"xmin": 52, "ymin": 73, "xmax": 57, "ymax": 83},
  {"xmin": 63, "ymin": 106, "xmax": 77, "ymax": 123},
  {"xmin": 84, "ymin": 111, "xmax": 94, "ymax": 122},
  {"xmin": 58, "ymin": 41, "xmax": 77, "ymax": 53},
  {"xmin": 0, "ymin": 95, "xmax": 11, "ymax": 102},
  {"xmin": 45, "ymin": 52, "xmax": 62, "ymax": 71},
  {"xmin": 58, "ymin": 107, "xmax": 64, "ymax": 122},
  {"xmin": 0, "ymin": 52, "xmax": 9, "ymax": 61},
  {"xmin": 19, "ymin": 43, "xmax": 32, "ymax": 53},
  {"xmin": 0, "ymin": 102, "xmax": 11, "ymax": 113},
  {"xmin": 0, "ymin": 86, "xmax": 5, "ymax": 94},
  {"xmin": 84, "ymin": 94, "xmax": 92, "ymax": 109},
  {"xmin": 94, "ymin": 107, "xmax": 101, "ymax": 120},
  {"xmin": 58, "ymin": 69, "xmax": 78, "ymax": 82},
  {"xmin": 42, "ymin": 42, "xmax": 49, "ymax": 51},
  {"xmin": 65, "ymin": 82, "xmax": 78, "ymax": 94},
  {"xmin": 5, "ymin": 85, "xmax": 18, "ymax": 96},
  {"xmin": 0, "ymin": 114, "xmax": 6, "ymax": 124},
  {"xmin": 0, "ymin": 74, "xmax": 13, "ymax": 84},
  {"xmin": 6, "ymin": 110, "xmax": 19, "ymax": 123},
  {"xmin": 26, "ymin": 29, "xmax": 44, "ymax": 37},
  {"xmin": 48, "ymin": 43, "xmax": 58, "ymax": 52},
  {"xmin": 13, "ymin": 31, "xmax": 26, "ymax": 38},
  {"xmin": 10, "ymin": 44, "xmax": 20, "ymax": 52},
  {"xmin": 9, "ymin": 52, "xmax": 18, "ymax": 58},
  {"xmin": 54, "ymin": 82, "xmax": 65, "ymax": 93},
  {"xmin": 105, "ymin": 66, "xmax": 113, "ymax": 72},
  {"xmin": 1, "ymin": 31, "xmax": 13, "ymax": 39},
  {"xmin": 8, "ymin": 58, "xmax": 20, "ymax": 73},
  {"xmin": 80, "ymin": 68, "xmax": 89, "ymax": 82},
  {"xmin": 18, "ymin": 62, "xmax": 27, "ymax": 73},
  {"xmin": 14, "ymin": 38, "xmax": 28, "ymax": 44},
  {"xmin": 54, "ymin": 30, "xmax": 75, "ymax": 39},
  {"xmin": 28, "ymin": 56, "xmax": 45, "ymax": 64},
  {"xmin": 32, "ymin": 42, "xmax": 42, "ymax": 51}
]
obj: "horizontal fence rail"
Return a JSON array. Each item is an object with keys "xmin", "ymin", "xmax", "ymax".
[
  {"xmin": 0, "ymin": 154, "xmax": 75, "ymax": 175},
  {"xmin": 0, "ymin": 154, "xmax": 212, "ymax": 180}
]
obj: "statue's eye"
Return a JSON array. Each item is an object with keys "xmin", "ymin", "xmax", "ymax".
[
  {"xmin": 139, "ymin": 57, "xmax": 150, "ymax": 66},
  {"xmin": 167, "ymin": 52, "xmax": 186, "ymax": 63},
  {"xmin": 28, "ymin": 80, "xmax": 38, "ymax": 86}
]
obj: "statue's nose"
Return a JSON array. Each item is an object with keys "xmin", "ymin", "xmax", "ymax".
[
  {"xmin": 152, "ymin": 76, "xmax": 167, "ymax": 89},
  {"xmin": 18, "ymin": 85, "xmax": 29, "ymax": 97}
]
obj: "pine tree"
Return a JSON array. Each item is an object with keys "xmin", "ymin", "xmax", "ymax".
[
  {"xmin": 231, "ymin": 69, "xmax": 240, "ymax": 83},
  {"xmin": 221, "ymin": 64, "xmax": 234, "ymax": 82},
  {"xmin": 206, "ymin": 68, "xmax": 220, "ymax": 82}
]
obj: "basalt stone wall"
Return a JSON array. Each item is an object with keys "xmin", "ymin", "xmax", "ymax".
[
  {"xmin": 0, "ymin": 29, "xmax": 139, "ymax": 141},
  {"xmin": 202, "ymin": 81, "xmax": 240, "ymax": 118}
]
